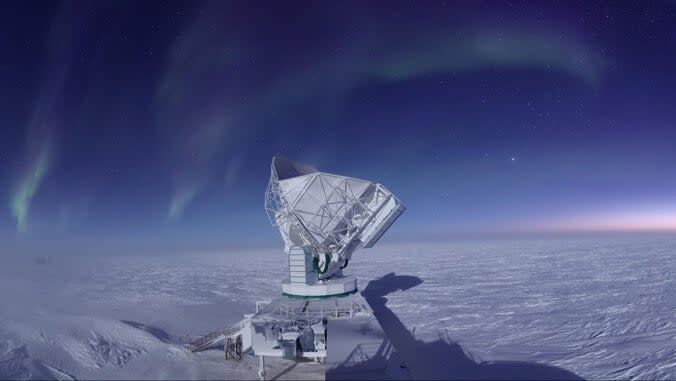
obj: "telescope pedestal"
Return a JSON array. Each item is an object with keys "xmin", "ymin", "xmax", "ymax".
[{"xmin": 282, "ymin": 276, "xmax": 357, "ymax": 298}]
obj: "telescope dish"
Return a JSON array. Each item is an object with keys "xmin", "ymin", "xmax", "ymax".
[{"xmin": 265, "ymin": 155, "xmax": 405, "ymax": 297}]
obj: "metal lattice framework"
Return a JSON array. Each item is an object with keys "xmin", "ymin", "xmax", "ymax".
[{"xmin": 264, "ymin": 155, "xmax": 405, "ymax": 280}]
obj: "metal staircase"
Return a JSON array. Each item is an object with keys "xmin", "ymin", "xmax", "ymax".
[{"xmin": 188, "ymin": 320, "xmax": 247, "ymax": 353}]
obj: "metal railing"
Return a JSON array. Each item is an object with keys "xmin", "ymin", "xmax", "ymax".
[{"xmin": 188, "ymin": 320, "xmax": 247, "ymax": 353}]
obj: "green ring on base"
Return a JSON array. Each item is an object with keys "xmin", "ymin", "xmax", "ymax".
[{"xmin": 282, "ymin": 288, "xmax": 358, "ymax": 300}]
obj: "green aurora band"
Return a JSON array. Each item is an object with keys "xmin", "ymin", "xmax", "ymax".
[
  {"xmin": 159, "ymin": 22, "xmax": 606, "ymax": 220},
  {"xmin": 10, "ymin": 145, "xmax": 51, "ymax": 233}
]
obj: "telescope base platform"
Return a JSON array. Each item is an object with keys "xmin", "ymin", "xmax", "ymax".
[{"xmin": 282, "ymin": 276, "xmax": 357, "ymax": 299}]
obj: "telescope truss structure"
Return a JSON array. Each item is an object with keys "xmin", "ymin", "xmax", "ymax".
[{"xmin": 264, "ymin": 155, "xmax": 404, "ymax": 280}]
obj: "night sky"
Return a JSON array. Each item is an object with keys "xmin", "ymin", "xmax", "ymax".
[{"xmin": 2, "ymin": 1, "xmax": 676, "ymax": 253}]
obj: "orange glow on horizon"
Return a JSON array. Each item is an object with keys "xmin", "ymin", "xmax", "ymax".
[{"xmin": 521, "ymin": 208, "xmax": 676, "ymax": 233}]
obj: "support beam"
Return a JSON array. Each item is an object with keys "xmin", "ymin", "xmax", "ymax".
[{"xmin": 258, "ymin": 355, "xmax": 266, "ymax": 381}]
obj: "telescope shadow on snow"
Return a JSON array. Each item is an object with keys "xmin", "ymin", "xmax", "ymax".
[{"xmin": 328, "ymin": 272, "xmax": 584, "ymax": 380}]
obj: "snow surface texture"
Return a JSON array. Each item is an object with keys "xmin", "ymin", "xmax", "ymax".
[{"xmin": 2, "ymin": 234, "xmax": 676, "ymax": 379}]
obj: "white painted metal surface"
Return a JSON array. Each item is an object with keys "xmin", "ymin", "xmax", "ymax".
[
  {"xmin": 288, "ymin": 246, "xmax": 318, "ymax": 285},
  {"xmin": 265, "ymin": 155, "xmax": 405, "ymax": 283},
  {"xmin": 282, "ymin": 275, "xmax": 357, "ymax": 297}
]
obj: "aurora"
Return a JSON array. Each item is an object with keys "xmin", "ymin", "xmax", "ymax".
[{"xmin": 1, "ymin": 1, "xmax": 675, "ymax": 246}]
